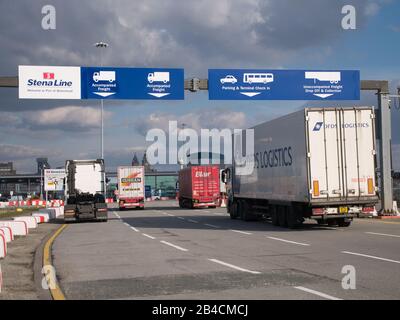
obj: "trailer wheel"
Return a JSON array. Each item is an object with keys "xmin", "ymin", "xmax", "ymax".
[
  {"xmin": 271, "ymin": 207, "xmax": 279, "ymax": 226},
  {"xmin": 277, "ymin": 206, "xmax": 288, "ymax": 227},
  {"xmin": 230, "ymin": 201, "xmax": 238, "ymax": 219},
  {"xmin": 327, "ymin": 219, "xmax": 337, "ymax": 226},
  {"xmin": 286, "ymin": 206, "xmax": 300, "ymax": 229},
  {"xmin": 240, "ymin": 200, "xmax": 253, "ymax": 221},
  {"xmin": 338, "ymin": 219, "xmax": 351, "ymax": 227}
]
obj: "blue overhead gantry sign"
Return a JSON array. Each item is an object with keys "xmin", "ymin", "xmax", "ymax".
[
  {"xmin": 81, "ymin": 67, "xmax": 184, "ymax": 100},
  {"xmin": 208, "ymin": 69, "xmax": 360, "ymax": 100}
]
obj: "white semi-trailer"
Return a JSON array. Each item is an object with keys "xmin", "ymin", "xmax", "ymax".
[
  {"xmin": 64, "ymin": 159, "xmax": 108, "ymax": 222},
  {"xmin": 226, "ymin": 107, "xmax": 379, "ymax": 228},
  {"xmin": 117, "ymin": 166, "xmax": 145, "ymax": 210}
]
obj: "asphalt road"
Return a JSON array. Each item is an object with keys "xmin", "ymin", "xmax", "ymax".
[{"xmin": 53, "ymin": 201, "xmax": 400, "ymax": 300}]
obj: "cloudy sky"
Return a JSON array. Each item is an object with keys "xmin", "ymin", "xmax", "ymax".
[{"xmin": 0, "ymin": 0, "xmax": 399, "ymax": 172}]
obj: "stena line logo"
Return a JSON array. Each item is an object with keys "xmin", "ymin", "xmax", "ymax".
[
  {"xmin": 43, "ymin": 72, "xmax": 54, "ymax": 79},
  {"xmin": 27, "ymin": 72, "xmax": 73, "ymax": 87},
  {"xmin": 19, "ymin": 66, "xmax": 81, "ymax": 99}
]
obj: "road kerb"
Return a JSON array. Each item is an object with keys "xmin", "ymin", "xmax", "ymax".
[{"xmin": 43, "ymin": 224, "xmax": 68, "ymax": 300}]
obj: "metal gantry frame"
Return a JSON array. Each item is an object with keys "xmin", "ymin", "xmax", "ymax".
[{"xmin": 0, "ymin": 76, "xmax": 395, "ymax": 212}]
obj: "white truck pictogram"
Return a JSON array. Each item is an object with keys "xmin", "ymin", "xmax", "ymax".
[
  {"xmin": 93, "ymin": 71, "xmax": 116, "ymax": 83},
  {"xmin": 147, "ymin": 72, "xmax": 170, "ymax": 84},
  {"xmin": 305, "ymin": 71, "xmax": 341, "ymax": 84}
]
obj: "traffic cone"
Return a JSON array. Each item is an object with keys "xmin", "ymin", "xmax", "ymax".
[{"xmin": 220, "ymin": 197, "xmax": 227, "ymax": 208}]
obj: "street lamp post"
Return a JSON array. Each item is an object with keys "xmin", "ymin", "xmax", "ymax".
[
  {"xmin": 94, "ymin": 42, "xmax": 109, "ymax": 160},
  {"xmin": 41, "ymin": 164, "xmax": 48, "ymax": 202},
  {"xmin": 94, "ymin": 42, "xmax": 109, "ymax": 199}
]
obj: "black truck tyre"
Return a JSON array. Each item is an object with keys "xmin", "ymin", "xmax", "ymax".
[
  {"xmin": 230, "ymin": 201, "xmax": 238, "ymax": 219},
  {"xmin": 241, "ymin": 200, "xmax": 255, "ymax": 221},
  {"xmin": 286, "ymin": 206, "xmax": 299, "ymax": 229},
  {"xmin": 277, "ymin": 206, "xmax": 288, "ymax": 227},
  {"xmin": 270, "ymin": 206, "xmax": 279, "ymax": 226},
  {"xmin": 338, "ymin": 219, "xmax": 351, "ymax": 227},
  {"xmin": 240, "ymin": 200, "xmax": 248, "ymax": 221}
]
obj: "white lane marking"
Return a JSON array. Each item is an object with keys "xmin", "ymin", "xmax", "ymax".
[
  {"xmin": 294, "ymin": 286, "xmax": 342, "ymax": 300},
  {"xmin": 204, "ymin": 223, "xmax": 220, "ymax": 229},
  {"xmin": 208, "ymin": 259, "xmax": 261, "ymax": 275},
  {"xmin": 342, "ymin": 251, "xmax": 400, "ymax": 264},
  {"xmin": 202, "ymin": 210, "xmax": 210, "ymax": 213},
  {"xmin": 365, "ymin": 232, "xmax": 400, "ymax": 238},
  {"xmin": 159, "ymin": 211, "xmax": 174, "ymax": 217},
  {"xmin": 230, "ymin": 229, "xmax": 252, "ymax": 235},
  {"xmin": 142, "ymin": 233, "xmax": 156, "ymax": 240},
  {"xmin": 177, "ymin": 217, "xmax": 185, "ymax": 220},
  {"xmin": 130, "ymin": 226, "xmax": 139, "ymax": 232},
  {"xmin": 267, "ymin": 236, "xmax": 310, "ymax": 246},
  {"xmin": 212, "ymin": 212, "xmax": 225, "ymax": 216},
  {"xmin": 188, "ymin": 219, "xmax": 199, "ymax": 224},
  {"xmin": 160, "ymin": 241, "xmax": 189, "ymax": 252},
  {"xmin": 123, "ymin": 222, "xmax": 130, "ymax": 227}
]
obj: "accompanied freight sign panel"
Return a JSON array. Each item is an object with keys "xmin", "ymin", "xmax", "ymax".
[
  {"xmin": 19, "ymin": 65, "xmax": 81, "ymax": 99},
  {"xmin": 208, "ymin": 69, "xmax": 360, "ymax": 100},
  {"xmin": 18, "ymin": 66, "xmax": 184, "ymax": 100},
  {"xmin": 80, "ymin": 67, "xmax": 184, "ymax": 100},
  {"xmin": 44, "ymin": 169, "xmax": 66, "ymax": 191}
]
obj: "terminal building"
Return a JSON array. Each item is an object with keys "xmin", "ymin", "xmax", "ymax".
[{"xmin": 0, "ymin": 157, "xmax": 179, "ymax": 200}]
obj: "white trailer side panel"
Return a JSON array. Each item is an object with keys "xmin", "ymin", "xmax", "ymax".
[
  {"xmin": 233, "ymin": 107, "xmax": 378, "ymax": 206},
  {"xmin": 233, "ymin": 109, "xmax": 308, "ymax": 202},
  {"xmin": 117, "ymin": 166, "xmax": 144, "ymax": 198}
]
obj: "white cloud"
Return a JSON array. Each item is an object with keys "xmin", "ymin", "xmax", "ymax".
[
  {"xmin": 0, "ymin": 144, "xmax": 59, "ymax": 160},
  {"xmin": 0, "ymin": 106, "xmax": 113, "ymax": 132},
  {"xmin": 133, "ymin": 109, "xmax": 247, "ymax": 134},
  {"xmin": 364, "ymin": 2, "xmax": 380, "ymax": 16}
]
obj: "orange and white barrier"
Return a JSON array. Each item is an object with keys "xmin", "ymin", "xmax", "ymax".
[
  {"xmin": 39, "ymin": 208, "xmax": 57, "ymax": 219},
  {"xmin": 0, "ymin": 233, "xmax": 6, "ymax": 258},
  {"xmin": 14, "ymin": 216, "xmax": 38, "ymax": 229},
  {"xmin": 30, "ymin": 200, "xmax": 47, "ymax": 206},
  {"xmin": 0, "ymin": 221, "xmax": 28, "ymax": 236},
  {"xmin": 0, "ymin": 199, "xmax": 64, "ymax": 208},
  {"xmin": 33, "ymin": 216, "xmax": 43, "ymax": 224},
  {"xmin": 32, "ymin": 213, "xmax": 50, "ymax": 223},
  {"xmin": 39, "ymin": 207, "xmax": 63, "ymax": 219},
  {"xmin": 0, "ymin": 227, "xmax": 13, "ymax": 242}
]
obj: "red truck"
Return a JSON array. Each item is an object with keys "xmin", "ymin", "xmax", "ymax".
[{"xmin": 178, "ymin": 165, "xmax": 221, "ymax": 209}]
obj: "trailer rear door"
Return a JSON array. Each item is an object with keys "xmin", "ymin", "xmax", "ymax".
[
  {"xmin": 341, "ymin": 108, "xmax": 376, "ymax": 199},
  {"xmin": 307, "ymin": 108, "xmax": 376, "ymax": 202},
  {"xmin": 307, "ymin": 109, "xmax": 343, "ymax": 200}
]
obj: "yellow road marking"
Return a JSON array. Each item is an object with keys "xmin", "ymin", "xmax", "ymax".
[{"xmin": 43, "ymin": 224, "xmax": 68, "ymax": 300}]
